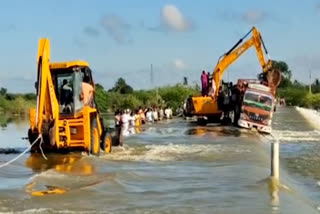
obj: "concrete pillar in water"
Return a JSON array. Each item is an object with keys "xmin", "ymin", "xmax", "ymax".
[
  {"xmin": 271, "ymin": 140, "xmax": 279, "ymax": 180},
  {"xmin": 269, "ymin": 139, "xmax": 280, "ymax": 209}
]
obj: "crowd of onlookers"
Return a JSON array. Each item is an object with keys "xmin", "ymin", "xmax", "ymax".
[{"xmin": 114, "ymin": 106, "xmax": 174, "ymax": 141}]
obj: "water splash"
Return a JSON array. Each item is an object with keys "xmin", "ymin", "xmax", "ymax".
[
  {"xmin": 101, "ymin": 143, "xmax": 251, "ymax": 162},
  {"xmin": 272, "ymin": 130, "xmax": 320, "ymax": 142},
  {"xmin": 296, "ymin": 107, "xmax": 320, "ymax": 130}
]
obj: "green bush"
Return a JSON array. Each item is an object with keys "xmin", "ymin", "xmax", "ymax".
[
  {"xmin": 302, "ymin": 94, "xmax": 320, "ymax": 109},
  {"xmin": 158, "ymin": 84, "xmax": 199, "ymax": 110},
  {"xmin": 0, "ymin": 95, "xmax": 35, "ymax": 115},
  {"xmin": 119, "ymin": 95, "xmax": 142, "ymax": 110},
  {"xmin": 93, "ymin": 83, "xmax": 200, "ymax": 112},
  {"xmin": 277, "ymin": 87, "xmax": 308, "ymax": 106}
]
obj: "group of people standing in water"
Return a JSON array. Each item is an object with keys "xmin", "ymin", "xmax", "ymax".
[{"xmin": 114, "ymin": 106, "xmax": 173, "ymax": 144}]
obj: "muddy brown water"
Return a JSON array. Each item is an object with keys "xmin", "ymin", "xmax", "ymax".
[{"xmin": 0, "ymin": 107, "xmax": 319, "ymax": 213}]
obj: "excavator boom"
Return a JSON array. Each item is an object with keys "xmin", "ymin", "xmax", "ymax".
[{"xmin": 213, "ymin": 27, "xmax": 273, "ymax": 95}]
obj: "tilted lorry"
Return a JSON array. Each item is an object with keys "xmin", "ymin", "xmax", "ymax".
[
  {"xmin": 232, "ymin": 79, "xmax": 278, "ymax": 134},
  {"xmin": 184, "ymin": 26, "xmax": 280, "ymax": 133}
]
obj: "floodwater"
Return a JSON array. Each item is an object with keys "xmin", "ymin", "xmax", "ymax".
[{"xmin": 0, "ymin": 108, "xmax": 319, "ymax": 214}]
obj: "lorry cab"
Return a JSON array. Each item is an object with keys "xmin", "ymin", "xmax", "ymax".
[{"xmin": 237, "ymin": 83, "xmax": 275, "ymax": 134}]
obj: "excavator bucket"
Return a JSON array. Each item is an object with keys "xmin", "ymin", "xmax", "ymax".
[{"xmin": 266, "ymin": 69, "xmax": 281, "ymax": 95}]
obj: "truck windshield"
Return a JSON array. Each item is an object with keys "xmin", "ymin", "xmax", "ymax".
[{"xmin": 243, "ymin": 91, "xmax": 273, "ymax": 111}]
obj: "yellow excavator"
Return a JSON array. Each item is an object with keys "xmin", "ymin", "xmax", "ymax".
[
  {"xmin": 27, "ymin": 38, "xmax": 113, "ymax": 156},
  {"xmin": 185, "ymin": 26, "xmax": 280, "ymax": 125}
]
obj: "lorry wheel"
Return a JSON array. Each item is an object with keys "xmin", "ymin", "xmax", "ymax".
[
  {"xmin": 197, "ymin": 118, "xmax": 208, "ymax": 126},
  {"xmin": 234, "ymin": 105, "xmax": 240, "ymax": 126},
  {"xmin": 90, "ymin": 118, "xmax": 100, "ymax": 156},
  {"xmin": 101, "ymin": 132, "xmax": 112, "ymax": 153}
]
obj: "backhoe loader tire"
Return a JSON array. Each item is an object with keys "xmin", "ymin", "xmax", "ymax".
[
  {"xmin": 28, "ymin": 128, "xmax": 41, "ymax": 153},
  {"xmin": 90, "ymin": 118, "xmax": 100, "ymax": 156},
  {"xmin": 101, "ymin": 132, "xmax": 112, "ymax": 153}
]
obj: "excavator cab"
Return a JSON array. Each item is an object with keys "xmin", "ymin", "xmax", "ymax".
[{"xmin": 28, "ymin": 39, "xmax": 113, "ymax": 156}]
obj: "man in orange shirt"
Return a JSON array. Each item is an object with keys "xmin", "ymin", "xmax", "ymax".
[{"xmin": 81, "ymin": 76, "xmax": 94, "ymax": 107}]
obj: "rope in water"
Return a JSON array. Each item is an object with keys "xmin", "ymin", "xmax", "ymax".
[
  {"xmin": 0, "ymin": 135, "xmax": 43, "ymax": 168},
  {"xmin": 39, "ymin": 137, "xmax": 48, "ymax": 160}
]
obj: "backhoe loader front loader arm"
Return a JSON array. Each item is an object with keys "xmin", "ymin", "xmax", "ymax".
[
  {"xmin": 212, "ymin": 27, "xmax": 272, "ymax": 96},
  {"xmin": 35, "ymin": 39, "xmax": 59, "ymax": 143}
]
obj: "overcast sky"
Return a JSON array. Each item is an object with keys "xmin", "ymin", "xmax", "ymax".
[{"xmin": 1, "ymin": 0, "xmax": 320, "ymax": 92}]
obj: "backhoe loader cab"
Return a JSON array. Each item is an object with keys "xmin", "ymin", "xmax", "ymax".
[
  {"xmin": 28, "ymin": 39, "xmax": 112, "ymax": 156},
  {"xmin": 50, "ymin": 64, "xmax": 93, "ymax": 115}
]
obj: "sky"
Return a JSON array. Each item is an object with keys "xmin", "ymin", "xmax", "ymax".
[{"xmin": 1, "ymin": 0, "xmax": 320, "ymax": 93}]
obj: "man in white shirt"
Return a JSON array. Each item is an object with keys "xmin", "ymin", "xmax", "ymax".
[
  {"xmin": 121, "ymin": 109, "xmax": 130, "ymax": 136},
  {"xmin": 146, "ymin": 109, "xmax": 154, "ymax": 123},
  {"xmin": 153, "ymin": 108, "xmax": 159, "ymax": 121},
  {"xmin": 165, "ymin": 107, "xmax": 172, "ymax": 119}
]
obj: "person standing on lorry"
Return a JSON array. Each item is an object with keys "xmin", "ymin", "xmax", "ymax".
[{"xmin": 201, "ymin": 70, "xmax": 208, "ymax": 96}]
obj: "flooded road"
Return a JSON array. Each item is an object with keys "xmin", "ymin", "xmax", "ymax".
[{"xmin": 0, "ymin": 108, "xmax": 319, "ymax": 213}]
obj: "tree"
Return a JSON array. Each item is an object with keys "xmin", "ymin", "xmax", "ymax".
[
  {"xmin": 271, "ymin": 60, "xmax": 292, "ymax": 88},
  {"xmin": 95, "ymin": 83, "xmax": 104, "ymax": 91},
  {"xmin": 109, "ymin": 78, "xmax": 133, "ymax": 94},
  {"xmin": 272, "ymin": 60, "xmax": 292, "ymax": 79},
  {"xmin": 0, "ymin": 87, "xmax": 7, "ymax": 96},
  {"xmin": 312, "ymin": 78, "xmax": 320, "ymax": 93},
  {"xmin": 183, "ymin": 77, "xmax": 188, "ymax": 85},
  {"xmin": 95, "ymin": 83, "xmax": 109, "ymax": 112}
]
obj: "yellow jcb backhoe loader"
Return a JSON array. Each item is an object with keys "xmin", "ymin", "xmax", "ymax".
[
  {"xmin": 185, "ymin": 26, "xmax": 280, "ymax": 125},
  {"xmin": 28, "ymin": 38, "xmax": 113, "ymax": 156}
]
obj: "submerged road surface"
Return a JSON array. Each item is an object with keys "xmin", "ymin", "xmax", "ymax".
[{"xmin": 0, "ymin": 107, "xmax": 319, "ymax": 214}]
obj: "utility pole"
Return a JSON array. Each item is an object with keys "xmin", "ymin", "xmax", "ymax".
[
  {"xmin": 151, "ymin": 64, "xmax": 159, "ymax": 105},
  {"xmin": 309, "ymin": 70, "xmax": 312, "ymax": 94},
  {"xmin": 150, "ymin": 64, "xmax": 154, "ymax": 87}
]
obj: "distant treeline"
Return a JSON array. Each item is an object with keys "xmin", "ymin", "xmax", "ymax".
[
  {"xmin": 2, "ymin": 60, "xmax": 319, "ymax": 115},
  {"xmin": 95, "ymin": 78, "xmax": 200, "ymax": 113},
  {"xmin": 0, "ymin": 78, "xmax": 200, "ymax": 115},
  {"xmin": 0, "ymin": 88, "xmax": 36, "ymax": 115},
  {"xmin": 269, "ymin": 60, "xmax": 320, "ymax": 109}
]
